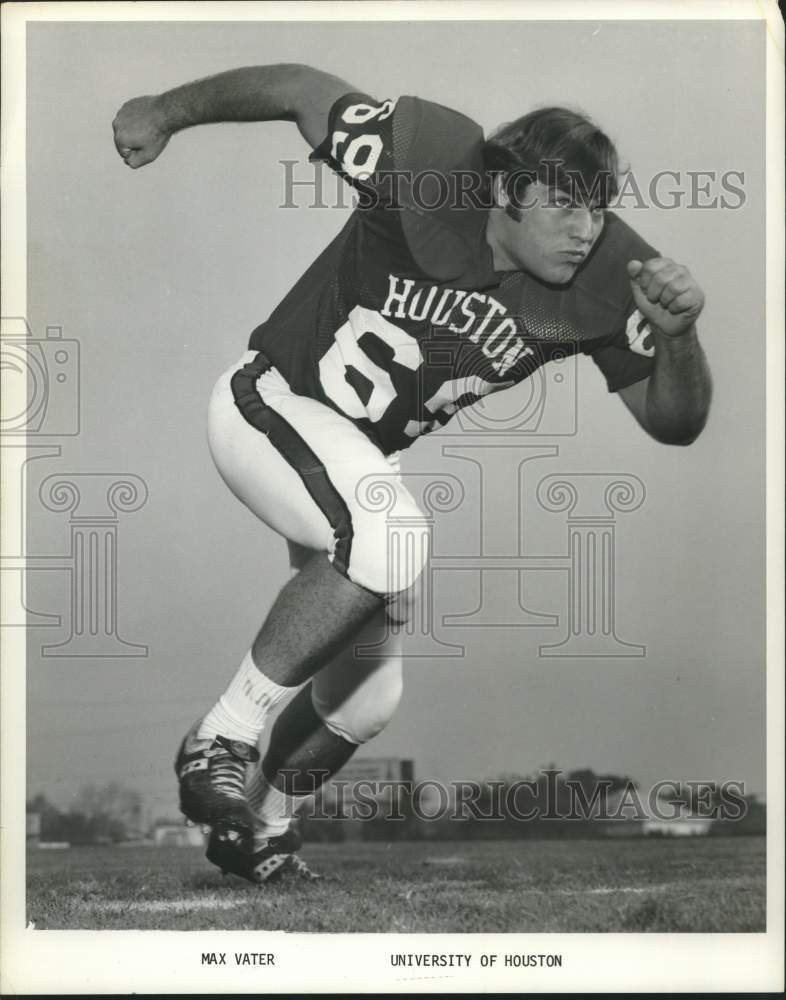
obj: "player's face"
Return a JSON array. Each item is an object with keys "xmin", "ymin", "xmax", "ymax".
[{"xmin": 488, "ymin": 181, "xmax": 606, "ymax": 284}]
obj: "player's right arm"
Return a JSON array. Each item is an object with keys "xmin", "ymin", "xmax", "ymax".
[{"xmin": 112, "ymin": 64, "xmax": 355, "ymax": 168}]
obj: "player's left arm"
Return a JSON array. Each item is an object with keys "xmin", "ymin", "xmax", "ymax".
[{"xmin": 617, "ymin": 258, "xmax": 712, "ymax": 446}]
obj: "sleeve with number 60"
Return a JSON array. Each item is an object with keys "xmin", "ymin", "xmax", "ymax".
[{"xmin": 309, "ymin": 92, "xmax": 489, "ymax": 281}]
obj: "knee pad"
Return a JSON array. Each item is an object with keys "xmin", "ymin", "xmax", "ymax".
[
  {"xmin": 347, "ymin": 491, "xmax": 430, "ymax": 597},
  {"xmin": 311, "ymin": 651, "xmax": 403, "ymax": 745}
]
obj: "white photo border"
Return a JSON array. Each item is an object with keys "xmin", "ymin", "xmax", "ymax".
[{"xmin": 1, "ymin": 1, "xmax": 783, "ymax": 993}]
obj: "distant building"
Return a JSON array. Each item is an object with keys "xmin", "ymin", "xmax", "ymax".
[
  {"xmin": 599, "ymin": 790, "xmax": 713, "ymax": 837},
  {"xmin": 315, "ymin": 757, "xmax": 415, "ymax": 841},
  {"xmin": 26, "ymin": 812, "xmax": 70, "ymax": 848},
  {"xmin": 26, "ymin": 812, "xmax": 41, "ymax": 845},
  {"xmin": 152, "ymin": 822, "xmax": 206, "ymax": 847},
  {"xmin": 641, "ymin": 793, "xmax": 713, "ymax": 836},
  {"xmin": 642, "ymin": 815, "xmax": 713, "ymax": 837}
]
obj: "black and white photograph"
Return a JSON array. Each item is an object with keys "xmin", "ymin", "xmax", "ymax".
[{"xmin": 1, "ymin": 1, "xmax": 783, "ymax": 993}]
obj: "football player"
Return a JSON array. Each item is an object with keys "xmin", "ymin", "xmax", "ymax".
[{"xmin": 112, "ymin": 64, "xmax": 711, "ymax": 884}]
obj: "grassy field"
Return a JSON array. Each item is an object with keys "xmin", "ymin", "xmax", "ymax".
[{"xmin": 27, "ymin": 836, "xmax": 765, "ymax": 932}]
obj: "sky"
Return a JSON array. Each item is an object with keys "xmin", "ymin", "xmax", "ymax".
[{"xmin": 20, "ymin": 17, "xmax": 766, "ymax": 820}]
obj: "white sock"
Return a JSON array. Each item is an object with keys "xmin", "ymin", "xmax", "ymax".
[
  {"xmin": 197, "ymin": 651, "xmax": 292, "ymax": 745},
  {"xmin": 248, "ymin": 771, "xmax": 315, "ymax": 839}
]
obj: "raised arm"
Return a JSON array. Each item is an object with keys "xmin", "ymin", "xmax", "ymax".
[{"xmin": 112, "ymin": 64, "xmax": 355, "ymax": 168}]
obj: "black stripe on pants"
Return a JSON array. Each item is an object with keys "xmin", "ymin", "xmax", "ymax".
[{"xmin": 230, "ymin": 352, "xmax": 354, "ymax": 578}]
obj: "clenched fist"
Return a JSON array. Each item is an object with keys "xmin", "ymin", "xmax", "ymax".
[
  {"xmin": 112, "ymin": 96, "xmax": 171, "ymax": 168},
  {"xmin": 627, "ymin": 258, "xmax": 705, "ymax": 339}
]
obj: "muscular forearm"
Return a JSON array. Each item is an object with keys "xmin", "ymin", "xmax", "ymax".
[
  {"xmin": 113, "ymin": 64, "xmax": 352, "ymax": 167},
  {"xmin": 156, "ymin": 64, "xmax": 320, "ymax": 131},
  {"xmin": 646, "ymin": 326, "xmax": 712, "ymax": 445}
]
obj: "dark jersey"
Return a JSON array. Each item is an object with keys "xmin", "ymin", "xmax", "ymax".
[{"xmin": 249, "ymin": 92, "xmax": 658, "ymax": 455}]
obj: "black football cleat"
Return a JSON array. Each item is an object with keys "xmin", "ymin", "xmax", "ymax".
[
  {"xmin": 206, "ymin": 826, "xmax": 322, "ymax": 885},
  {"xmin": 174, "ymin": 721, "xmax": 260, "ymax": 838}
]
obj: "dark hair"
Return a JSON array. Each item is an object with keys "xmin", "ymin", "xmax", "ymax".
[{"xmin": 483, "ymin": 106, "xmax": 620, "ymax": 210}]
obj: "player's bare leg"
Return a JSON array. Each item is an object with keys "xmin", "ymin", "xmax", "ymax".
[
  {"xmin": 205, "ymin": 604, "xmax": 404, "ymax": 883},
  {"xmin": 175, "ymin": 553, "xmax": 384, "ymax": 838},
  {"xmin": 177, "ymin": 355, "xmax": 425, "ymax": 846},
  {"xmin": 257, "ymin": 607, "xmax": 403, "ymax": 798},
  {"xmin": 261, "ymin": 685, "xmax": 356, "ymax": 797},
  {"xmin": 249, "ymin": 551, "xmax": 384, "ymax": 686}
]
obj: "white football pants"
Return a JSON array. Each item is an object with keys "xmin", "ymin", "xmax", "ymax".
[{"xmin": 207, "ymin": 351, "xmax": 429, "ymax": 744}]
